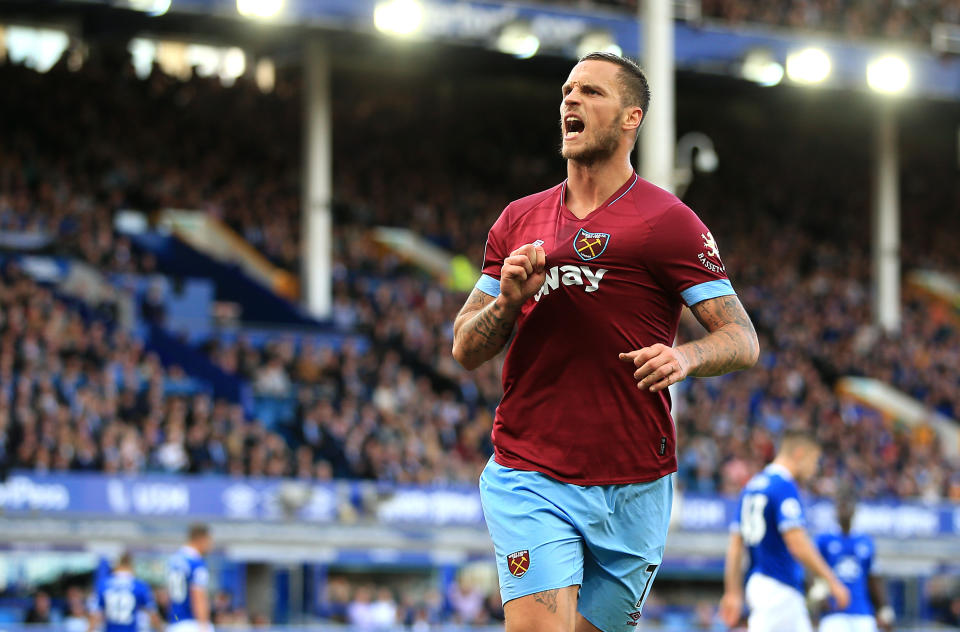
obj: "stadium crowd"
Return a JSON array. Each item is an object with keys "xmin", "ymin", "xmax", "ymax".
[
  {"xmin": 551, "ymin": 0, "xmax": 960, "ymax": 46},
  {"xmin": 1, "ymin": 49, "xmax": 959, "ymax": 502}
]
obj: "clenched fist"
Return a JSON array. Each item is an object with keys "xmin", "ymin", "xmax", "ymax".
[{"xmin": 500, "ymin": 244, "xmax": 546, "ymax": 308}]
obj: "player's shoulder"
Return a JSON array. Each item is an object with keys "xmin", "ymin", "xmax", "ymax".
[
  {"xmin": 763, "ymin": 465, "xmax": 798, "ymax": 490},
  {"xmin": 631, "ymin": 176, "xmax": 684, "ymax": 209},
  {"xmin": 743, "ymin": 471, "xmax": 771, "ymax": 492},
  {"xmin": 628, "ymin": 177, "xmax": 696, "ymax": 223},
  {"xmin": 503, "ymin": 182, "xmax": 564, "ymax": 219},
  {"xmin": 852, "ymin": 532, "xmax": 875, "ymax": 551},
  {"xmin": 773, "ymin": 477, "xmax": 801, "ymax": 502}
]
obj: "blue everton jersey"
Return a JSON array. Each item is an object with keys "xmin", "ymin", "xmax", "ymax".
[
  {"xmin": 816, "ymin": 531, "xmax": 875, "ymax": 616},
  {"xmin": 732, "ymin": 463, "xmax": 806, "ymax": 592},
  {"xmin": 94, "ymin": 571, "xmax": 154, "ymax": 632},
  {"xmin": 166, "ymin": 546, "xmax": 209, "ymax": 623}
]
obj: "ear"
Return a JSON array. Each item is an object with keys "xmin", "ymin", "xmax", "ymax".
[{"xmin": 623, "ymin": 106, "xmax": 643, "ymax": 133}]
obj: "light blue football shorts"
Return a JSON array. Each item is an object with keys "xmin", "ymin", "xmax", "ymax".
[{"xmin": 479, "ymin": 457, "xmax": 673, "ymax": 631}]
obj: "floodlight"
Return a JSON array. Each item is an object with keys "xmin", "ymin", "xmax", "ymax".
[
  {"xmin": 576, "ymin": 32, "xmax": 622, "ymax": 59},
  {"xmin": 742, "ymin": 49, "xmax": 783, "ymax": 87},
  {"xmin": 497, "ymin": 23, "xmax": 539, "ymax": 59},
  {"xmin": 223, "ymin": 47, "xmax": 246, "ymax": 79},
  {"xmin": 186, "ymin": 44, "xmax": 219, "ymax": 78},
  {"xmin": 128, "ymin": 38, "xmax": 156, "ymax": 79},
  {"xmin": 219, "ymin": 47, "xmax": 246, "ymax": 86},
  {"xmin": 373, "ymin": 0, "xmax": 424, "ymax": 37},
  {"xmin": 786, "ymin": 47, "xmax": 831, "ymax": 84},
  {"xmin": 255, "ymin": 58, "xmax": 275, "ymax": 93},
  {"xmin": 867, "ymin": 55, "xmax": 910, "ymax": 95},
  {"xmin": 128, "ymin": 0, "xmax": 171, "ymax": 16},
  {"xmin": 236, "ymin": 0, "xmax": 284, "ymax": 20}
]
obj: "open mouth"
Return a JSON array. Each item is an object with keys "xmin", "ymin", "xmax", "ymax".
[{"xmin": 563, "ymin": 115, "xmax": 585, "ymax": 140}]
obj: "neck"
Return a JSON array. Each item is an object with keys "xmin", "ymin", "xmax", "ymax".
[
  {"xmin": 771, "ymin": 457, "xmax": 796, "ymax": 479},
  {"xmin": 565, "ymin": 151, "xmax": 634, "ymax": 218}
]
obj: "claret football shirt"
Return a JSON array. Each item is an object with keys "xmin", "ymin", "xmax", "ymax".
[{"xmin": 476, "ymin": 173, "xmax": 736, "ymax": 484}]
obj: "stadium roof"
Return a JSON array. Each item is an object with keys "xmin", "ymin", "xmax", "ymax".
[{"xmin": 5, "ymin": 0, "xmax": 960, "ymax": 101}]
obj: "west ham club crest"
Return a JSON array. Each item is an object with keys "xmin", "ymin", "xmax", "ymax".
[{"xmin": 574, "ymin": 228, "xmax": 610, "ymax": 261}]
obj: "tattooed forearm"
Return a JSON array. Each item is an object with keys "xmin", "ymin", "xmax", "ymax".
[
  {"xmin": 532, "ymin": 589, "xmax": 559, "ymax": 614},
  {"xmin": 678, "ymin": 294, "xmax": 759, "ymax": 377},
  {"xmin": 451, "ymin": 288, "xmax": 520, "ymax": 370}
]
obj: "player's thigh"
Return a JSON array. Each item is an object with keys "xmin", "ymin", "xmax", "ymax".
[
  {"xmin": 574, "ymin": 613, "xmax": 603, "ymax": 632},
  {"xmin": 503, "ymin": 586, "xmax": 580, "ymax": 632},
  {"xmin": 819, "ymin": 614, "xmax": 877, "ymax": 632},
  {"xmin": 749, "ymin": 605, "xmax": 813, "ymax": 632},
  {"xmin": 745, "ymin": 574, "xmax": 813, "ymax": 632},
  {"xmin": 576, "ymin": 474, "xmax": 673, "ymax": 632},
  {"xmin": 479, "ymin": 458, "xmax": 585, "ymax": 608},
  {"xmin": 167, "ymin": 621, "xmax": 211, "ymax": 632}
]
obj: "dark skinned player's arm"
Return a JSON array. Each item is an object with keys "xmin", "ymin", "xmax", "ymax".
[
  {"xmin": 869, "ymin": 573, "xmax": 895, "ymax": 630},
  {"xmin": 452, "ymin": 288, "xmax": 519, "ymax": 371},
  {"xmin": 677, "ymin": 294, "xmax": 759, "ymax": 376}
]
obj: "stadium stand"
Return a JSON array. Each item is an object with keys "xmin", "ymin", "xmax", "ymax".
[
  {"xmin": 2, "ymin": 50, "xmax": 959, "ymax": 497},
  {"xmin": 543, "ymin": 0, "xmax": 960, "ymax": 46},
  {"xmin": 1, "ymin": 21, "xmax": 959, "ymax": 627}
]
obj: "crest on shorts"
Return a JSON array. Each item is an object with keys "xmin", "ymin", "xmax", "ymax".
[
  {"xmin": 506, "ymin": 550, "xmax": 530, "ymax": 578},
  {"xmin": 574, "ymin": 228, "xmax": 610, "ymax": 261}
]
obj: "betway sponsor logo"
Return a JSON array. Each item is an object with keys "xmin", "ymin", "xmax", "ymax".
[
  {"xmin": 534, "ymin": 265, "xmax": 606, "ymax": 301},
  {"xmin": 0, "ymin": 476, "xmax": 70, "ymax": 511}
]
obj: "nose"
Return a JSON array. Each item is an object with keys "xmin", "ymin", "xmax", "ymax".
[{"xmin": 562, "ymin": 89, "xmax": 581, "ymax": 109}]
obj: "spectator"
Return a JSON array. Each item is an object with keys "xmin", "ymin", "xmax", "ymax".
[
  {"xmin": 24, "ymin": 590, "xmax": 53, "ymax": 624},
  {"xmin": 63, "ymin": 586, "xmax": 88, "ymax": 632}
]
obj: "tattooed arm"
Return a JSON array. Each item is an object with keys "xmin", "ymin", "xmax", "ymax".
[
  {"xmin": 451, "ymin": 288, "xmax": 522, "ymax": 370},
  {"xmin": 680, "ymin": 294, "xmax": 760, "ymax": 377},
  {"xmin": 620, "ymin": 294, "xmax": 759, "ymax": 392},
  {"xmin": 452, "ymin": 244, "xmax": 546, "ymax": 371}
]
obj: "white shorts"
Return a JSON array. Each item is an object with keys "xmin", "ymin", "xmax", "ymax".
[
  {"xmin": 167, "ymin": 622, "xmax": 214, "ymax": 632},
  {"xmin": 746, "ymin": 572, "xmax": 813, "ymax": 632},
  {"xmin": 819, "ymin": 613, "xmax": 878, "ymax": 632}
]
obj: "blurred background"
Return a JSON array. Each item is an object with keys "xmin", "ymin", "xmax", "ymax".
[{"xmin": 0, "ymin": 0, "xmax": 958, "ymax": 630}]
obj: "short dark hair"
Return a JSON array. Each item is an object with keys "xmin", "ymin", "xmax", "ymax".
[
  {"xmin": 578, "ymin": 52, "xmax": 651, "ymax": 119},
  {"xmin": 116, "ymin": 551, "xmax": 134, "ymax": 569},
  {"xmin": 188, "ymin": 523, "xmax": 210, "ymax": 541},
  {"xmin": 778, "ymin": 429, "xmax": 818, "ymax": 453}
]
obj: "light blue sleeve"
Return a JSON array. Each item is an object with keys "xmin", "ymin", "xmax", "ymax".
[
  {"xmin": 475, "ymin": 274, "xmax": 500, "ymax": 298},
  {"xmin": 679, "ymin": 279, "xmax": 736, "ymax": 306}
]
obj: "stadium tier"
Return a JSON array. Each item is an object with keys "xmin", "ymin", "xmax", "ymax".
[
  {"xmin": 0, "ymin": 0, "xmax": 959, "ymax": 630},
  {"xmin": 547, "ymin": 0, "xmax": 960, "ymax": 45}
]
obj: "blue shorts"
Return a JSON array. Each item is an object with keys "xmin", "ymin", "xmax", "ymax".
[{"xmin": 479, "ymin": 457, "xmax": 673, "ymax": 632}]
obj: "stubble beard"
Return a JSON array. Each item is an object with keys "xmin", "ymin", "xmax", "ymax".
[{"xmin": 559, "ymin": 117, "xmax": 621, "ymax": 167}]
